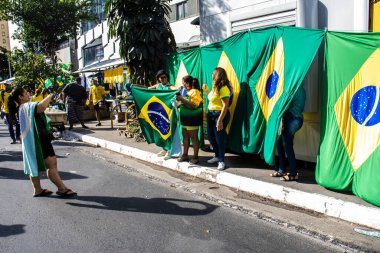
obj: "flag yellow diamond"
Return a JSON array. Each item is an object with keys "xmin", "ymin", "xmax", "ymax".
[
  {"xmin": 255, "ymin": 37, "xmax": 284, "ymax": 122},
  {"xmin": 334, "ymin": 49, "xmax": 380, "ymax": 171},
  {"xmin": 174, "ymin": 60, "xmax": 189, "ymax": 88},
  {"xmin": 217, "ymin": 51, "xmax": 241, "ymax": 134}
]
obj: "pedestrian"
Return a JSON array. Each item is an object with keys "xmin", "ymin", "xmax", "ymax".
[
  {"xmin": 202, "ymin": 67, "xmax": 232, "ymax": 171},
  {"xmin": 30, "ymin": 88, "xmax": 44, "ymax": 102},
  {"xmin": 0, "ymin": 82, "xmax": 21, "ymax": 144},
  {"xmin": 270, "ymin": 86, "xmax": 306, "ymax": 181},
  {"xmin": 8, "ymin": 86, "xmax": 77, "ymax": 197},
  {"xmin": 176, "ymin": 75, "xmax": 203, "ymax": 164},
  {"xmin": 89, "ymin": 78, "xmax": 105, "ymax": 126},
  {"xmin": 152, "ymin": 69, "xmax": 182, "ymax": 159},
  {"xmin": 62, "ymin": 77, "xmax": 88, "ymax": 130}
]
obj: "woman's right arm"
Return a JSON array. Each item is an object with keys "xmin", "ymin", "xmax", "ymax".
[
  {"xmin": 36, "ymin": 94, "xmax": 54, "ymax": 114},
  {"xmin": 202, "ymin": 84, "xmax": 210, "ymax": 95}
]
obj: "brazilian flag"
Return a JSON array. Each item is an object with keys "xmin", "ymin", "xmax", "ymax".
[
  {"xmin": 165, "ymin": 48, "xmax": 202, "ymax": 87},
  {"xmin": 132, "ymin": 86, "xmax": 179, "ymax": 151},
  {"xmin": 316, "ymin": 32, "xmax": 380, "ymax": 206},
  {"xmin": 246, "ymin": 26, "xmax": 324, "ymax": 165},
  {"xmin": 201, "ymin": 32, "xmax": 249, "ymax": 137}
]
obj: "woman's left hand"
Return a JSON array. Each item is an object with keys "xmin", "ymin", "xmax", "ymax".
[{"xmin": 216, "ymin": 120, "xmax": 223, "ymax": 131}]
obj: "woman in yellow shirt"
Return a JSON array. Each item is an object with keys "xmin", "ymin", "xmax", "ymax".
[
  {"xmin": 176, "ymin": 76, "xmax": 203, "ymax": 164},
  {"xmin": 30, "ymin": 88, "xmax": 43, "ymax": 102},
  {"xmin": 202, "ymin": 67, "xmax": 232, "ymax": 171}
]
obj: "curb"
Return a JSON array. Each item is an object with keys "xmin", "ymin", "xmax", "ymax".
[{"xmin": 68, "ymin": 131, "xmax": 380, "ymax": 230}]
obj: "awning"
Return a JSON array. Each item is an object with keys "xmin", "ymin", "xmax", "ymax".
[
  {"xmin": 0, "ymin": 77, "xmax": 15, "ymax": 84},
  {"xmin": 83, "ymin": 37, "xmax": 102, "ymax": 49},
  {"xmin": 74, "ymin": 58, "xmax": 125, "ymax": 73}
]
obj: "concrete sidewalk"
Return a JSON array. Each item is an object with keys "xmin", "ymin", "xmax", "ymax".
[{"xmin": 66, "ymin": 120, "xmax": 380, "ymax": 231}]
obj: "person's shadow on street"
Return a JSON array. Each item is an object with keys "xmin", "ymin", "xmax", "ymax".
[
  {"xmin": 0, "ymin": 224, "xmax": 26, "ymax": 237},
  {"xmin": 66, "ymin": 196, "xmax": 218, "ymax": 216},
  {"xmin": 0, "ymin": 167, "xmax": 88, "ymax": 181}
]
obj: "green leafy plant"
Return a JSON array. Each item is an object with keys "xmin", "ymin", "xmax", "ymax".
[
  {"xmin": 106, "ymin": 0, "xmax": 176, "ymax": 84},
  {"xmin": 0, "ymin": 0, "xmax": 95, "ymax": 89}
]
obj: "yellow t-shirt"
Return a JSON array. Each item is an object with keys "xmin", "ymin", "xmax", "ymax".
[
  {"xmin": 207, "ymin": 86, "xmax": 230, "ymax": 111},
  {"xmin": 186, "ymin": 89, "xmax": 202, "ymax": 107},
  {"xmin": 90, "ymin": 85, "xmax": 105, "ymax": 105},
  {"xmin": 30, "ymin": 94, "xmax": 44, "ymax": 102},
  {"xmin": 0, "ymin": 91, "xmax": 11, "ymax": 113}
]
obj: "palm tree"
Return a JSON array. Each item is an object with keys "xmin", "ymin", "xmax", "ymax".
[{"xmin": 106, "ymin": 0, "xmax": 176, "ymax": 84}]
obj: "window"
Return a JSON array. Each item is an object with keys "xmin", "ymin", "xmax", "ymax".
[
  {"xmin": 2, "ymin": 32, "xmax": 5, "ymax": 37},
  {"xmin": 176, "ymin": 1, "xmax": 188, "ymax": 20},
  {"xmin": 3, "ymin": 39, "xmax": 6, "ymax": 44},
  {"xmin": 1, "ymin": 24, "xmax": 4, "ymax": 29},
  {"xmin": 80, "ymin": 0, "xmax": 106, "ymax": 34},
  {"xmin": 83, "ymin": 44, "xmax": 104, "ymax": 66}
]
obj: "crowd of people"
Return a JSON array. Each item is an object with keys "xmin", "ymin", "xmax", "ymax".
[{"xmin": 0, "ymin": 67, "xmax": 305, "ymax": 198}]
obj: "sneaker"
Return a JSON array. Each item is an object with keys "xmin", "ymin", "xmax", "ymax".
[
  {"xmin": 96, "ymin": 123, "xmax": 102, "ymax": 127},
  {"xmin": 163, "ymin": 154, "xmax": 172, "ymax": 160},
  {"xmin": 207, "ymin": 157, "xmax": 219, "ymax": 164},
  {"xmin": 82, "ymin": 125, "xmax": 89, "ymax": 129},
  {"xmin": 217, "ymin": 162, "xmax": 225, "ymax": 170},
  {"xmin": 10, "ymin": 139, "xmax": 16, "ymax": 144}
]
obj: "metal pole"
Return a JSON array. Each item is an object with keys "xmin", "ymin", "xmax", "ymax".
[{"xmin": 7, "ymin": 57, "xmax": 11, "ymax": 78}]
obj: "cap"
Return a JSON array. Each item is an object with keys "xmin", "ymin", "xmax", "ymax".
[{"xmin": 156, "ymin": 69, "xmax": 168, "ymax": 78}]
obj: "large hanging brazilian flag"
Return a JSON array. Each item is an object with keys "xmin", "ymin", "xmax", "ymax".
[
  {"xmin": 316, "ymin": 32, "xmax": 380, "ymax": 206},
  {"xmin": 245, "ymin": 26, "xmax": 324, "ymax": 165},
  {"xmin": 165, "ymin": 48, "xmax": 202, "ymax": 87},
  {"xmin": 132, "ymin": 86, "xmax": 179, "ymax": 151},
  {"xmin": 201, "ymin": 32, "xmax": 249, "ymax": 135}
]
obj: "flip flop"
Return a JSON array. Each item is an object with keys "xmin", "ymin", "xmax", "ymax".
[
  {"xmin": 33, "ymin": 189, "xmax": 53, "ymax": 197},
  {"xmin": 56, "ymin": 189, "xmax": 77, "ymax": 197},
  {"xmin": 189, "ymin": 159, "xmax": 199, "ymax": 165}
]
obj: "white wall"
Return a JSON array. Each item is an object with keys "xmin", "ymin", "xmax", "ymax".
[
  {"xmin": 318, "ymin": 0, "xmax": 369, "ymax": 32},
  {"xmin": 170, "ymin": 17, "xmax": 200, "ymax": 43},
  {"xmin": 7, "ymin": 21, "xmax": 23, "ymax": 51},
  {"xmin": 56, "ymin": 47, "xmax": 71, "ymax": 64}
]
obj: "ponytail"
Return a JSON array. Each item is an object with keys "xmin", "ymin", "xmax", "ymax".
[
  {"xmin": 192, "ymin": 78, "xmax": 200, "ymax": 91},
  {"xmin": 8, "ymin": 86, "xmax": 25, "ymax": 121},
  {"xmin": 7, "ymin": 94, "xmax": 18, "ymax": 121}
]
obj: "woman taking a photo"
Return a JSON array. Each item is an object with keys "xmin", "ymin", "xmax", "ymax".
[
  {"xmin": 203, "ymin": 67, "xmax": 232, "ymax": 171},
  {"xmin": 8, "ymin": 86, "xmax": 77, "ymax": 197}
]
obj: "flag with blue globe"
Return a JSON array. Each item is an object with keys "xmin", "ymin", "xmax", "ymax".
[
  {"xmin": 316, "ymin": 32, "xmax": 380, "ymax": 206},
  {"xmin": 246, "ymin": 26, "xmax": 324, "ymax": 165},
  {"xmin": 132, "ymin": 86, "xmax": 179, "ymax": 151}
]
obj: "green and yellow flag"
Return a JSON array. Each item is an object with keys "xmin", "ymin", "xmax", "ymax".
[
  {"xmin": 166, "ymin": 48, "xmax": 202, "ymax": 87},
  {"xmin": 316, "ymin": 32, "xmax": 380, "ymax": 206},
  {"xmin": 201, "ymin": 32, "xmax": 249, "ymax": 136},
  {"xmin": 243, "ymin": 27, "xmax": 324, "ymax": 164},
  {"xmin": 132, "ymin": 86, "xmax": 179, "ymax": 151}
]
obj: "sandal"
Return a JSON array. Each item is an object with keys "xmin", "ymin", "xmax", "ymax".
[
  {"xmin": 56, "ymin": 189, "xmax": 77, "ymax": 197},
  {"xmin": 157, "ymin": 150, "xmax": 167, "ymax": 157},
  {"xmin": 33, "ymin": 189, "xmax": 53, "ymax": 197},
  {"xmin": 189, "ymin": 158, "xmax": 199, "ymax": 165},
  {"xmin": 281, "ymin": 174, "xmax": 299, "ymax": 181},
  {"xmin": 177, "ymin": 156, "xmax": 189, "ymax": 162},
  {"xmin": 270, "ymin": 171, "xmax": 283, "ymax": 177}
]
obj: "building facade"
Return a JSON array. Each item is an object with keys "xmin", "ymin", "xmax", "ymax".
[{"xmin": 0, "ymin": 20, "xmax": 11, "ymax": 51}]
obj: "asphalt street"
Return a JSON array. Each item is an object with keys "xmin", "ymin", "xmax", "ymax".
[{"xmin": 0, "ymin": 123, "xmax": 375, "ymax": 253}]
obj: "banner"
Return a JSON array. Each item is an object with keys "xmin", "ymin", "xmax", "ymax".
[
  {"xmin": 166, "ymin": 48, "xmax": 202, "ymax": 87},
  {"xmin": 243, "ymin": 26, "xmax": 324, "ymax": 165},
  {"xmin": 316, "ymin": 32, "xmax": 380, "ymax": 206},
  {"xmin": 132, "ymin": 86, "xmax": 179, "ymax": 151}
]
